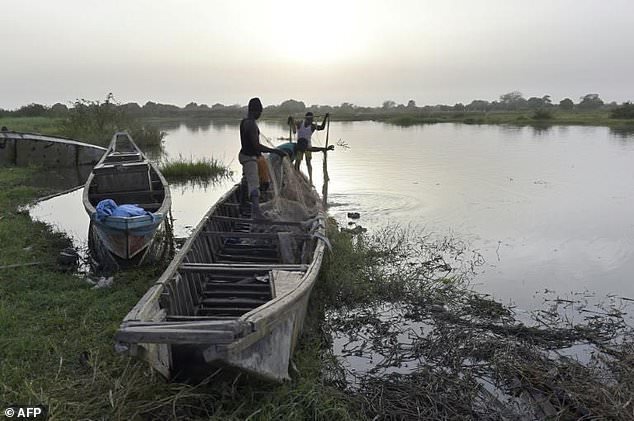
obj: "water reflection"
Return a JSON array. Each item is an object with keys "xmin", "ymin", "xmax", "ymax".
[{"xmin": 609, "ymin": 125, "xmax": 634, "ymax": 139}]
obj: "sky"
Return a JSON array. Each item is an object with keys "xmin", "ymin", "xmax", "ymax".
[{"xmin": 1, "ymin": 0, "xmax": 633, "ymax": 109}]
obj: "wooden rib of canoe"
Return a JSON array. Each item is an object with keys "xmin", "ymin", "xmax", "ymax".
[
  {"xmin": 82, "ymin": 132, "xmax": 171, "ymax": 267},
  {"xmin": 115, "ymin": 181, "xmax": 326, "ymax": 382}
]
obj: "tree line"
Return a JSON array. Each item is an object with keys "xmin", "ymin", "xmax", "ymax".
[{"xmin": 2, "ymin": 92, "xmax": 633, "ymax": 120}]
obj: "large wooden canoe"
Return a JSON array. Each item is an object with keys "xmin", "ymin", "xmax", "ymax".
[
  {"xmin": 0, "ymin": 130, "xmax": 106, "ymax": 167},
  {"xmin": 83, "ymin": 132, "xmax": 171, "ymax": 267},
  {"xmin": 115, "ymin": 177, "xmax": 326, "ymax": 381}
]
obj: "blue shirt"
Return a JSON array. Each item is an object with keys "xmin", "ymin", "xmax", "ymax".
[{"xmin": 276, "ymin": 142, "xmax": 297, "ymax": 160}]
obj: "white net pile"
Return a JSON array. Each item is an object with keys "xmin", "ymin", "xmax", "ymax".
[{"xmin": 260, "ymin": 156, "xmax": 322, "ymax": 222}]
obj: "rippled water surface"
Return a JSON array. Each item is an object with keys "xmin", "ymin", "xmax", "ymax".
[{"xmin": 30, "ymin": 121, "xmax": 634, "ymax": 312}]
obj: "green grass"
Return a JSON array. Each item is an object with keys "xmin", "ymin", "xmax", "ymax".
[
  {"xmin": 380, "ymin": 109, "xmax": 634, "ymax": 127},
  {"xmin": 0, "ymin": 117, "xmax": 65, "ymax": 136},
  {"xmin": 0, "ymin": 166, "xmax": 356, "ymax": 420},
  {"xmin": 160, "ymin": 156, "xmax": 232, "ymax": 182}
]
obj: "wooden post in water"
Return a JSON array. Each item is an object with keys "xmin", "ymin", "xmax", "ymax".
[
  {"xmin": 288, "ymin": 116, "xmax": 293, "ymax": 143},
  {"xmin": 321, "ymin": 116, "xmax": 330, "ymax": 207}
]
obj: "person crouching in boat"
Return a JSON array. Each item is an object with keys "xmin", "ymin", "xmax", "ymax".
[
  {"xmin": 269, "ymin": 138, "xmax": 334, "ymax": 188},
  {"xmin": 239, "ymin": 97, "xmax": 286, "ymax": 218},
  {"xmin": 288, "ymin": 112, "xmax": 330, "ymax": 184}
]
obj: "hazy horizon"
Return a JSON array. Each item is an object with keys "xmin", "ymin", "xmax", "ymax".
[{"xmin": 2, "ymin": 0, "xmax": 634, "ymax": 109}]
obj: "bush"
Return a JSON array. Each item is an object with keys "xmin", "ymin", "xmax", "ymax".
[
  {"xmin": 531, "ymin": 109, "xmax": 553, "ymax": 120},
  {"xmin": 60, "ymin": 93, "xmax": 164, "ymax": 147},
  {"xmin": 610, "ymin": 102, "xmax": 634, "ymax": 119}
]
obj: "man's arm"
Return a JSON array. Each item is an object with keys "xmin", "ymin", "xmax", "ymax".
[
  {"xmin": 315, "ymin": 113, "xmax": 330, "ymax": 131},
  {"xmin": 306, "ymin": 145, "xmax": 335, "ymax": 153},
  {"xmin": 245, "ymin": 120, "xmax": 283, "ymax": 155}
]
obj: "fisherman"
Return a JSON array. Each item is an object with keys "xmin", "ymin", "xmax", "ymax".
[
  {"xmin": 269, "ymin": 138, "xmax": 334, "ymax": 187},
  {"xmin": 239, "ymin": 98, "xmax": 286, "ymax": 218},
  {"xmin": 288, "ymin": 111, "xmax": 330, "ymax": 184}
]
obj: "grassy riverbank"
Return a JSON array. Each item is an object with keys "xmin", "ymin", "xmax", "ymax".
[
  {"xmin": 3, "ymin": 109, "xmax": 634, "ymax": 140},
  {"xmin": 0, "ymin": 166, "xmax": 356, "ymax": 420},
  {"xmin": 1, "ymin": 166, "xmax": 633, "ymax": 419}
]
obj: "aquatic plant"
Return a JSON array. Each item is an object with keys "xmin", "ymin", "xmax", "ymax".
[{"xmin": 159, "ymin": 156, "xmax": 232, "ymax": 182}]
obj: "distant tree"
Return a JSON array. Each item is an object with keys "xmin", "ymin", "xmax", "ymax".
[
  {"xmin": 542, "ymin": 95, "xmax": 552, "ymax": 107},
  {"xmin": 279, "ymin": 99, "xmax": 306, "ymax": 113},
  {"xmin": 339, "ymin": 102, "xmax": 355, "ymax": 112},
  {"xmin": 49, "ymin": 103, "xmax": 69, "ymax": 116},
  {"xmin": 382, "ymin": 100, "xmax": 396, "ymax": 110},
  {"xmin": 406, "ymin": 99, "xmax": 417, "ymax": 109},
  {"xmin": 527, "ymin": 97, "xmax": 545, "ymax": 109},
  {"xmin": 559, "ymin": 98, "xmax": 574, "ymax": 110},
  {"xmin": 499, "ymin": 91, "xmax": 527, "ymax": 110},
  {"xmin": 184, "ymin": 102, "xmax": 199, "ymax": 110},
  {"xmin": 466, "ymin": 100, "xmax": 490, "ymax": 112},
  {"xmin": 610, "ymin": 102, "xmax": 634, "ymax": 119},
  {"xmin": 15, "ymin": 103, "xmax": 48, "ymax": 117},
  {"xmin": 500, "ymin": 91, "xmax": 523, "ymax": 103},
  {"xmin": 211, "ymin": 103, "xmax": 225, "ymax": 109},
  {"xmin": 578, "ymin": 94, "xmax": 604, "ymax": 110},
  {"xmin": 120, "ymin": 102, "xmax": 142, "ymax": 115},
  {"xmin": 453, "ymin": 103, "xmax": 465, "ymax": 112}
]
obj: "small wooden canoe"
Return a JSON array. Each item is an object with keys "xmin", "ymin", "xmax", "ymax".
[
  {"xmin": 115, "ymin": 178, "xmax": 326, "ymax": 382},
  {"xmin": 83, "ymin": 132, "xmax": 171, "ymax": 267}
]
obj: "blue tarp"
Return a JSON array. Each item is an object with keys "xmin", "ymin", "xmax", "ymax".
[{"xmin": 95, "ymin": 199, "xmax": 153, "ymax": 221}]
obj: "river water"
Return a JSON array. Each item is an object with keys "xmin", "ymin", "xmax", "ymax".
[{"xmin": 30, "ymin": 121, "xmax": 634, "ymax": 314}]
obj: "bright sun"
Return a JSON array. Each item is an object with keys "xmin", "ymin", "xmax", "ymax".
[{"xmin": 263, "ymin": 0, "xmax": 370, "ymax": 65}]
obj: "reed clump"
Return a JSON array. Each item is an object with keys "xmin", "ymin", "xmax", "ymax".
[{"xmin": 159, "ymin": 156, "xmax": 232, "ymax": 182}]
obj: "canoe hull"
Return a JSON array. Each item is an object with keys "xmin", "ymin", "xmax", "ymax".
[
  {"xmin": 89, "ymin": 215, "xmax": 171, "ymax": 268},
  {"xmin": 116, "ymin": 178, "xmax": 326, "ymax": 382},
  {"xmin": 82, "ymin": 132, "xmax": 171, "ymax": 269},
  {"xmin": 0, "ymin": 131, "xmax": 106, "ymax": 167}
]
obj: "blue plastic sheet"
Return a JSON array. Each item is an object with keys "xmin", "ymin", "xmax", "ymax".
[{"xmin": 95, "ymin": 199, "xmax": 153, "ymax": 221}]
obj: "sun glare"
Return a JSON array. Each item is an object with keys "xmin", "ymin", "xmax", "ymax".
[{"xmin": 263, "ymin": 0, "xmax": 370, "ymax": 65}]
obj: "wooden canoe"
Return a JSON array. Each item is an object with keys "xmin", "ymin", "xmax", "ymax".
[
  {"xmin": 0, "ymin": 130, "xmax": 106, "ymax": 167},
  {"xmin": 115, "ymin": 178, "xmax": 326, "ymax": 382},
  {"xmin": 82, "ymin": 132, "xmax": 171, "ymax": 267}
]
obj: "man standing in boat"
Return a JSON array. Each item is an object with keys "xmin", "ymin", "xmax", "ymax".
[
  {"xmin": 288, "ymin": 111, "xmax": 330, "ymax": 184},
  {"xmin": 239, "ymin": 98, "xmax": 286, "ymax": 218}
]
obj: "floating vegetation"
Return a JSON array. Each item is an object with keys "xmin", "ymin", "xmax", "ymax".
[
  {"xmin": 317, "ymin": 224, "xmax": 634, "ymax": 420},
  {"xmin": 159, "ymin": 156, "xmax": 232, "ymax": 183}
]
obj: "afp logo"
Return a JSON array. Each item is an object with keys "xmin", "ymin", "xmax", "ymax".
[{"xmin": 3, "ymin": 406, "xmax": 48, "ymax": 419}]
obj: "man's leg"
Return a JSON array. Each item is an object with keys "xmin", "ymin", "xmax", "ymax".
[
  {"xmin": 239, "ymin": 154, "xmax": 263, "ymax": 218},
  {"xmin": 305, "ymin": 151, "xmax": 313, "ymax": 184},
  {"xmin": 294, "ymin": 150, "xmax": 303, "ymax": 171}
]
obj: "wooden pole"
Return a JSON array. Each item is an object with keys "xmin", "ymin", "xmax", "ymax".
[
  {"xmin": 321, "ymin": 117, "xmax": 330, "ymax": 207},
  {"xmin": 289, "ymin": 116, "xmax": 293, "ymax": 143}
]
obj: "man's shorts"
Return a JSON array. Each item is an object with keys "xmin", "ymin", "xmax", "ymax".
[
  {"xmin": 239, "ymin": 152, "xmax": 259, "ymax": 194},
  {"xmin": 295, "ymin": 150, "xmax": 312, "ymax": 162}
]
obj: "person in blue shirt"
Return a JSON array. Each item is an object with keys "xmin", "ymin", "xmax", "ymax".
[{"xmin": 269, "ymin": 138, "xmax": 334, "ymax": 188}]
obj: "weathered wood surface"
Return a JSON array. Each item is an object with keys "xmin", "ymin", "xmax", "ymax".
[
  {"xmin": 82, "ymin": 131, "xmax": 171, "ymax": 264},
  {"xmin": 115, "ymin": 179, "xmax": 327, "ymax": 381},
  {"xmin": 0, "ymin": 131, "xmax": 106, "ymax": 167},
  {"xmin": 179, "ymin": 263, "xmax": 308, "ymax": 272}
]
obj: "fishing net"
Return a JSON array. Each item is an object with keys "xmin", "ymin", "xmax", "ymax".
[
  {"xmin": 256, "ymin": 139, "xmax": 323, "ymax": 223},
  {"xmin": 255, "ymin": 156, "xmax": 324, "ymax": 264}
]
